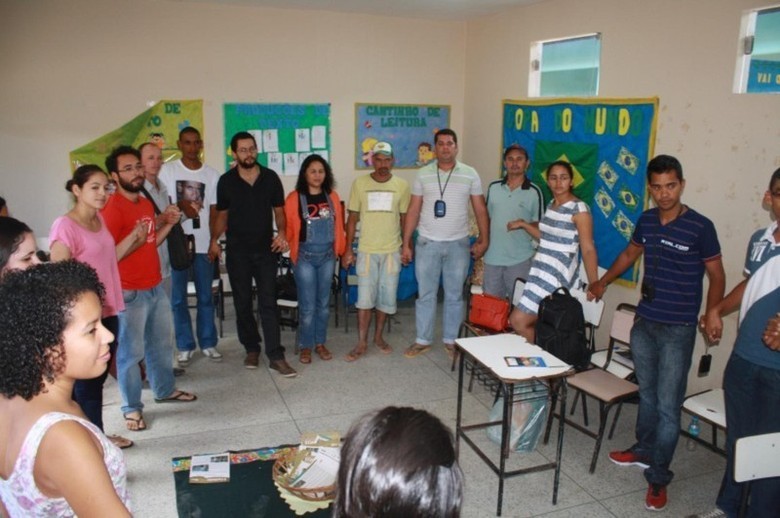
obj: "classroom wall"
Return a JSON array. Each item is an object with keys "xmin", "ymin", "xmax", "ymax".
[
  {"xmin": 2, "ymin": 0, "xmax": 777, "ymax": 394},
  {"xmin": 0, "ymin": 0, "xmax": 466, "ymax": 236},
  {"xmin": 464, "ymin": 0, "xmax": 780, "ymax": 393}
]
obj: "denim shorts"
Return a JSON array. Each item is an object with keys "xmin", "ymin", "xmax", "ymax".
[{"xmin": 355, "ymin": 251, "xmax": 401, "ymax": 314}]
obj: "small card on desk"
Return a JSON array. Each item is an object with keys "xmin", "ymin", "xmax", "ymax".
[
  {"xmin": 189, "ymin": 453, "xmax": 230, "ymax": 484},
  {"xmin": 505, "ymin": 356, "xmax": 547, "ymax": 367}
]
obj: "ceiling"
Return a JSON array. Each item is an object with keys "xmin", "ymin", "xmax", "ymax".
[{"xmin": 169, "ymin": 0, "xmax": 544, "ymax": 20}]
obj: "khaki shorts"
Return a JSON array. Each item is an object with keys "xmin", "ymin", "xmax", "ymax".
[{"xmin": 355, "ymin": 251, "xmax": 401, "ymax": 314}]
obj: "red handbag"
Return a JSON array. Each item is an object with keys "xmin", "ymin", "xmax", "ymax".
[{"xmin": 468, "ymin": 293, "xmax": 511, "ymax": 332}]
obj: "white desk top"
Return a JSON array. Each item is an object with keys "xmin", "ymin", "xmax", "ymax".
[{"xmin": 455, "ymin": 333, "xmax": 572, "ymax": 381}]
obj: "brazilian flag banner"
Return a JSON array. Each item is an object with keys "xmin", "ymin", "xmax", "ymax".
[
  {"xmin": 70, "ymin": 100, "xmax": 204, "ymax": 171},
  {"xmin": 502, "ymin": 98, "xmax": 658, "ymax": 286}
]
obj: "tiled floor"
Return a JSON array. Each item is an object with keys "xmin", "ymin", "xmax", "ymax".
[{"xmin": 102, "ymin": 299, "xmax": 726, "ymax": 517}]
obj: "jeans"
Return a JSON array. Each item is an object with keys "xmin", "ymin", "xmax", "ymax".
[
  {"xmin": 117, "ymin": 285, "xmax": 175, "ymax": 414},
  {"xmin": 294, "ymin": 245, "xmax": 335, "ymax": 349},
  {"xmin": 226, "ymin": 249, "xmax": 284, "ymax": 361},
  {"xmin": 630, "ymin": 317, "xmax": 696, "ymax": 486},
  {"xmin": 716, "ymin": 354, "xmax": 780, "ymax": 517},
  {"xmin": 170, "ymin": 253, "xmax": 217, "ymax": 352},
  {"xmin": 414, "ymin": 236, "xmax": 470, "ymax": 345},
  {"xmin": 73, "ymin": 315, "xmax": 118, "ymax": 431}
]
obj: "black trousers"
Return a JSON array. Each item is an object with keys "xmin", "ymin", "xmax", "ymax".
[{"xmin": 226, "ymin": 250, "xmax": 284, "ymax": 361}]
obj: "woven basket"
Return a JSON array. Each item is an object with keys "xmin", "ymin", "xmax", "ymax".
[{"xmin": 272, "ymin": 451, "xmax": 337, "ymax": 502}]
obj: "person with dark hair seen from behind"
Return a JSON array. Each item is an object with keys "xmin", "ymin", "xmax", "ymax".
[
  {"xmin": 0, "ymin": 261, "xmax": 132, "ymax": 517},
  {"xmin": 334, "ymin": 406, "xmax": 463, "ymax": 518},
  {"xmin": 284, "ymin": 154, "xmax": 346, "ymax": 364},
  {"xmin": 588, "ymin": 154, "xmax": 725, "ymax": 512},
  {"xmin": 210, "ymin": 131, "xmax": 297, "ymax": 376},
  {"xmin": 49, "ymin": 164, "xmax": 138, "ymax": 449},
  {"xmin": 0, "ymin": 216, "xmax": 41, "ymax": 276},
  {"xmin": 510, "ymin": 160, "xmax": 599, "ymax": 343}
]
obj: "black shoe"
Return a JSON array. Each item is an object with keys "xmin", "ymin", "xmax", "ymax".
[{"xmin": 173, "ymin": 368, "xmax": 185, "ymax": 377}]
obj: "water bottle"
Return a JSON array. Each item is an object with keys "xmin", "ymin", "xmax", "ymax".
[{"xmin": 686, "ymin": 416, "xmax": 700, "ymax": 451}]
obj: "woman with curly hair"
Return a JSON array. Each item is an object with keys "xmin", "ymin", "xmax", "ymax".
[
  {"xmin": 0, "ymin": 216, "xmax": 41, "ymax": 275},
  {"xmin": 0, "ymin": 261, "xmax": 132, "ymax": 517},
  {"xmin": 48, "ymin": 165, "xmax": 134, "ymax": 446},
  {"xmin": 284, "ymin": 154, "xmax": 346, "ymax": 364}
]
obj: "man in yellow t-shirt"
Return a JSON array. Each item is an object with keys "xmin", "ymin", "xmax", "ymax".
[{"xmin": 341, "ymin": 142, "xmax": 411, "ymax": 362}]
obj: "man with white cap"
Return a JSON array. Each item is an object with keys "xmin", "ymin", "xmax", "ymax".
[{"xmin": 342, "ymin": 142, "xmax": 411, "ymax": 361}]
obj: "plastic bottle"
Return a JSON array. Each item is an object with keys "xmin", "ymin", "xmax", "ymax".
[{"xmin": 686, "ymin": 416, "xmax": 700, "ymax": 451}]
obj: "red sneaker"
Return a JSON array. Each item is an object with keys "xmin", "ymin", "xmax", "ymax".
[
  {"xmin": 608, "ymin": 449, "xmax": 651, "ymax": 468},
  {"xmin": 645, "ymin": 483, "xmax": 667, "ymax": 511}
]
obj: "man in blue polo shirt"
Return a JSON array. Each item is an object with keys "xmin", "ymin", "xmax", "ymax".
[
  {"xmin": 589, "ymin": 154, "xmax": 725, "ymax": 511},
  {"xmin": 482, "ymin": 144, "xmax": 543, "ymax": 299},
  {"xmin": 693, "ymin": 167, "xmax": 780, "ymax": 518}
]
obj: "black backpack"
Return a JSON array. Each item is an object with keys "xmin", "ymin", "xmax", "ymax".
[{"xmin": 535, "ymin": 287, "xmax": 590, "ymax": 371}]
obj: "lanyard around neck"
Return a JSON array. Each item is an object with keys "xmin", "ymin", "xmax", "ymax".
[{"xmin": 437, "ymin": 165, "xmax": 454, "ymax": 199}]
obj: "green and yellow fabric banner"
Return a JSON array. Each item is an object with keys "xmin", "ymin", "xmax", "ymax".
[
  {"xmin": 502, "ymin": 97, "xmax": 659, "ymax": 286},
  {"xmin": 69, "ymin": 100, "xmax": 204, "ymax": 171}
]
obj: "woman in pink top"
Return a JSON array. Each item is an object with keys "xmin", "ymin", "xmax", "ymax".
[
  {"xmin": 49, "ymin": 165, "xmax": 144, "ymax": 446},
  {"xmin": 0, "ymin": 261, "xmax": 132, "ymax": 517}
]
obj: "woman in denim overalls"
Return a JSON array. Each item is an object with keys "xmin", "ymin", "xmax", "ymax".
[{"xmin": 284, "ymin": 155, "xmax": 346, "ymax": 364}]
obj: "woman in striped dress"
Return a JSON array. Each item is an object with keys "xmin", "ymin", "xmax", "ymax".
[{"xmin": 509, "ymin": 160, "xmax": 599, "ymax": 343}]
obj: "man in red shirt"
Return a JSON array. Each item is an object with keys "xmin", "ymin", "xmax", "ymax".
[{"xmin": 103, "ymin": 145, "xmax": 197, "ymax": 432}]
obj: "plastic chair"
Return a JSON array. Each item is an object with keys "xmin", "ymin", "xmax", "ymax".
[
  {"xmin": 544, "ymin": 303, "xmax": 640, "ymax": 473},
  {"xmin": 589, "ymin": 303, "xmax": 636, "ymax": 379},
  {"xmin": 276, "ymin": 254, "xmax": 299, "ymax": 352},
  {"xmin": 681, "ymin": 388, "xmax": 726, "ymax": 455},
  {"xmin": 734, "ymin": 431, "xmax": 780, "ymax": 517},
  {"xmin": 454, "ymin": 277, "xmax": 526, "ymax": 392}
]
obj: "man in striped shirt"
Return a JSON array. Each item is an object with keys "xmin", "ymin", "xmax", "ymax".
[
  {"xmin": 401, "ymin": 129, "xmax": 490, "ymax": 358},
  {"xmin": 589, "ymin": 154, "xmax": 725, "ymax": 512}
]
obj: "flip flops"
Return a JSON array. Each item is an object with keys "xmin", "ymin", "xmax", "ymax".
[
  {"xmin": 124, "ymin": 412, "xmax": 147, "ymax": 432},
  {"xmin": 344, "ymin": 347, "xmax": 367, "ymax": 362},
  {"xmin": 154, "ymin": 390, "xmax": 198, "ymax": 403},
  {"xmin": 108, "ymin": 434, "xmax": 134, "ymax": 449},
  {"xmin": 404, "ymin": 344, "xmax": 431, "ymax": 358},
  {"xmin": 375, "ymin": 341, "xmax": 393, "ymax": 355}
]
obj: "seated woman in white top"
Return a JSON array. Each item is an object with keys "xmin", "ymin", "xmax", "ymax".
[{"xmin": 0, "ymin": 261, "xmax": 132, "ymax": 517}]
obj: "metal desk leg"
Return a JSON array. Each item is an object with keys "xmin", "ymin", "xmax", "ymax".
[
  {"xmin": 455, "ymin": 350, "xmax": 465, "ymax": 457},
  {"xmin": 553, "ymin": 379, "xmax": 567, "ymax": 505},
  {"xmin": 497, "ymin": 381, "xmax": 513, "ymax": 516}
]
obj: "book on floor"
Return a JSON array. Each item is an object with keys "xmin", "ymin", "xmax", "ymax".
[{"xmin": 189, "ymin": 453, "xmax": 230, "ymax": 484}]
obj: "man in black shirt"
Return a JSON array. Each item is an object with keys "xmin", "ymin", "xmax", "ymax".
[{"xmin": 209, "ymin": 131, "xmax": 297, "ymax": 377}]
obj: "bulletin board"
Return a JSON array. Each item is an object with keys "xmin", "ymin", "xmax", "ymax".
[
  {"xmin": 354, "ymin": 103, "xmax": 450, "ymax": 169},
  {"xmin": 223, "ymin": 103, "xmax": 331, "ymax": 175}
]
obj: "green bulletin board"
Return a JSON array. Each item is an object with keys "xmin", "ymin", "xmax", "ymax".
[{"xmin": 223, "ymin": 103, "xmax": 331, "ymax": 175}]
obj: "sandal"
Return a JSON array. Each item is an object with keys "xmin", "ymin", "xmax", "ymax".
[
  {"xmin": 404, "ymin": 343, "xmax": 431, "ymax": 358},
  {"xmin": 108, "ymin": 434, "xmax": 134, "ymax": 449},
  {"xmin": 444, "ymin": 343, "xmax": 457, "ymax": 359},
  {"xmin": 344, "ymin": 347, "xmax": 366, "ymax": 362},
  {"xmin": 375, "ymin": 341, "xmax": 393, "ymax": 355},
  {"xmin": 315, "ymin": 344, "xmax": 332, "ymax": 361},
  {"xmin": 300, "ymin": 349, "xmax": 312, "ymax": 364},
  {"xmin": 124, "ymin": 412, "xmax": 147, "ymax": 432},
  {"xmin": 155, "ymin": 389, "xmax": 198, "ymax": 403}
]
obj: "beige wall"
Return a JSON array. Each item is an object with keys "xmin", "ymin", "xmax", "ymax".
[
  {"xmin": 2, "ymin": 0, "xmax": 777, "ymax": 392},
  {"xmin": 0, "ymin": 0, "xmax": 466, "ymax": 236},
  {"xmin": 464, "ymin": 0, "xmax": 780, "ymax": 393}
]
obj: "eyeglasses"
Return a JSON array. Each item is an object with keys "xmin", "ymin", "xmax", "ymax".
[{"xmin": 118, "ymin": 164, "xmax": 144, "ymax": 174}]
